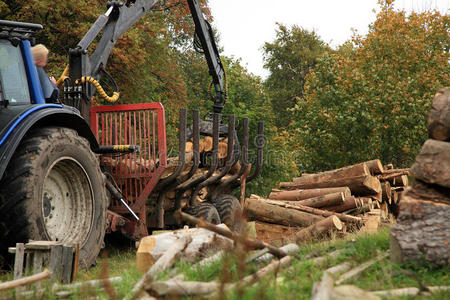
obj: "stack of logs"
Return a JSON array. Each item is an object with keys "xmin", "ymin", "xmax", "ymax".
[
  {"xmin": 390, "ymin": 87, "xmax": 450, "ymax": 267},
  {"xmin": 244, "ymin": 159, "xmax": 410, "ymax": 243}
]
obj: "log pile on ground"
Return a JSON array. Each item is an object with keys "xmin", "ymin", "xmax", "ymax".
[
  {"xmin": 390, "ymin": 87, "xmax": 450, "ymax": 267},
  {"xmin": 246, "ymin": 159, "xmax": 410, "ymax": 242}
]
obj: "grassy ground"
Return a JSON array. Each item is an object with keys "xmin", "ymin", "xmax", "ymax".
[{"xmin": 1, "ymin": 227, "xmax": 449, "ymax": 299}]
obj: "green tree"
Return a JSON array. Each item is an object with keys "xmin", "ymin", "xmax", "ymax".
[
  {"xmin": 295, "ymin": 0, "xmax": 449, "ymax": 171},
  {"xmin": 263, "ymin": 24, "xmax": 330, "ymax": 127}
]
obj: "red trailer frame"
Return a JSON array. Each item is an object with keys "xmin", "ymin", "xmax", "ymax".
[{"xmin": 90, "ymin": 103, "xmax": 167, "ymax": 238}]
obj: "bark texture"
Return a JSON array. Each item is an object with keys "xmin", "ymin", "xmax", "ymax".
[
  {"xmin": 390, "ymin": 196, "xmax": 450, "ymax": 267},
  {"xmin": 410, "ymin": 139, "xmax": 450, "ymax": 188}
]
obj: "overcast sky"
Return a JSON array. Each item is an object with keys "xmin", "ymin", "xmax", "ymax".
[{"xmin": 208, "ymin": 0, "xmax": 449, "ymax": 78}]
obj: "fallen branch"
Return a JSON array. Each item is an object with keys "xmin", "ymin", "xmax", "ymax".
[
  {"xmin": 0, "ymin": 269, "xmax": 51, "ymax": 291},
  {"xmin": 179, "ymin": 211, "xmax": 287, "ymax": 258},
  {"xmin": 129, "ymin": 235, "xmax": 192, "ymax": 300},
  {"xmin": 335, "ymin": 253, "xmax": 389, "ymax": 285},
  {"xmin": 372, "ymin": 286, "xmax": 450, "ymax": 297},
  {"xmin": 310, "ymin": 261, "xmax": 352, "ymax": 300}
]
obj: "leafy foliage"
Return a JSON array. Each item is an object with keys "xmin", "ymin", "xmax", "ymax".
[
  {"xmin": 263, "ymin": 24, "xmax": 330, "ymax": 127},
  {"xmin": 293, "ymin": 1, "xmax": 449, "ymax": 171}
]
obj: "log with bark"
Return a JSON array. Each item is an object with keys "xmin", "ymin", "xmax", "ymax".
[
  {"xmin": 292, "ymin": 162, "xmax": 370, "ymax": 185},
  {"xmin": 293, "ymin": 192, "xmax": 345, "ymax": 208},
  {"xmin": 269, "ymin": 187, "xmax": 351, "ymax": 201},
  {"xmin": 427, "ymin": 87, "xmax": 450, "ymax": 142},
  {"xmin": 324, "ymin": 196, "xmax": 358, "ymax": 213},
  {"xmin": 390, "ymin": 188, "xmax": 450, "ymax": 267},
  {"xmin": 254, "ymin": 221, "xmax": 298, "ymax": 243},
  {"xmin": 280, "ymin": 175, "xmax": 381, "ymax": 196},
  {"xmin": 249, "ymin": 196, "xmax": 362, "ymax": 224},
  {"xmin": 410, "ymin": 139, "xmax": 450, "ymax": 188},
  {"xmin": 136, "ymin": 226, "xmax": 232, "ymax": 272},
  {"xmin": 381, "ymin": 181, "xmax": 392, "ymax": 204},
  {"xmin": 179, "ymin": 211, "xmax": 287, "ymax": 258},
  {"xmin": 244, "ymin": 197, "xmax": 323, "ymax": 227}
]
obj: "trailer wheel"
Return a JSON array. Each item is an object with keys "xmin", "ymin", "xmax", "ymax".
[
  {"xmin": 210, "ymin": 194, "xmax": 242, "ymax": 232},
  {"xmin": 0, "ymin": 127, "xmax": 107, "ymax": 268},
  {"xmin": 184, "ymin": 202, "xmax": 220, "ymax": 224}
]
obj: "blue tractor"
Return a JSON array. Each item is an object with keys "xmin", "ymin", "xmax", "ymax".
[{"xmin": 0, "ymin": 0, "xmax": 263, "ymax": 269}]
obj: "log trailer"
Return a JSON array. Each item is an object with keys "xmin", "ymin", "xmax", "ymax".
[{"xmin": 0, "ymin": 0, "xmax": 263, "ymax": 268}]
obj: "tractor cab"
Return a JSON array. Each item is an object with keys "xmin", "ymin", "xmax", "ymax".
[{"xmin": 0, "ymin": 20, "xmax": 46, "ymax": 106}]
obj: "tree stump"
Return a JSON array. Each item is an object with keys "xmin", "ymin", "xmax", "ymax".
[{"xmin": 390, "ymin": 188, "xmax": 450, "ymax": 267}]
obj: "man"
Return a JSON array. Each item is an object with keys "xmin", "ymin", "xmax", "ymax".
[{"xmin": 31, "ymin": 44, "xmax": 59, "ymax": 102}]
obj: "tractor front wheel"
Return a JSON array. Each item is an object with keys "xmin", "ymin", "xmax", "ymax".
[{"xmin": 0, "ymin": 127, "xmax": 107, "ymax": 268}]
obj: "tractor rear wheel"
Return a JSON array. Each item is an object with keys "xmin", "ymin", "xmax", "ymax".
[
  {"xmin": 210, "ymin": 194, "xmax": 243, "ymax": 232},
  {"xmin": 184, "ymin": 202, "xmax": 220, "ymax": 224},
  {"xmin": 0, "ymin": 127, "xmax": 107, "ymax": 268}
]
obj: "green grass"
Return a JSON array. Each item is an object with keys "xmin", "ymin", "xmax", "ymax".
[{"xmin": 1, "ymin": 228, "xmax": 449, "ymax": 299}]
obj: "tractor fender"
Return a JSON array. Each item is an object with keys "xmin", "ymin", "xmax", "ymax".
[{"xmin": 0, "ymin": 104, "xmax": 99, "ymax": 180}]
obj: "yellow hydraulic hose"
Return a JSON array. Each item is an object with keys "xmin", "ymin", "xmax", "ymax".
[{"xmin": 57, "ymin": 65, "xmax": 120, "ymax": 103}]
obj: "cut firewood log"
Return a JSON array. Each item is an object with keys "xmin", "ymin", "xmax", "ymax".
[
  {"xmin": 325, "ymin": 196, "xmax": 358, "ymax": 213},
  {"xmin": 179, "ymin": 212, "xmax": 287, "ymax": 258},
  {"xmin": 136, "ymin": 226, "xmax": 232, "ymax": 271},
  {"xmin": 280, "ymin": 175, "xmax": 381, "ymax": 196},
  {"xmin": 411, "ymin": 139, "xmax": 450, "ymax": 188},
  {"xmin": 361, "ymin": 214, "xmax": 380, "ymax": 233},
  {"xmin": 365, "ymin": 159, "xmax": 384, "ymax": 175},
  {"xmin": 250, "ymin": 196, "xmax": 362, "ymax": 224},
  {"xmin": 380, "ymin": 202, "xmax": 388, "ymax": 220},
  {"xmin": 393, "ymin": 175, "xmax": 409, "ymax": 187},
  {"xmin": 384, "ymin": 163, "xmax": 393, "ymax": 170},
  {"xmin": 391, "ymin": 190, "xmax": 399, "ymax": 204},
  {"xmin": 358, "ymin": 197, "xmax": 374, "ymax": 210},
  {"xmin": 202, "ymin": 136, "xmax": 213, "ymax": 152},
  {"xmin": 161, "ymin": 152, "xmax": 194, "ymax": 178},
  {"xmin": 185, "ymin": 141, "xmax": 193, "ymax": 153},
  {"xmin": 381, "ymin": 182, "xmax": 392, "ymax": 204},
  {"xmin": 269, "ymin": 187, "xmax": 351, "ymax": 201},
  {"xmin": 285, "ymin": 216, "xmax": 342, "ymax": 243},
  {"xmin": 390, "ymin": 187, "xmax": 450, "ymax": 267},
  {"xmin": 255, "ymin": 221, "xmax": 298, "ymax": 242},
  {"xmin": 428, "ymin": 87, "xmax": 450, "ymax": 142},
  {"xmin": 292, "ymin": 163, "xmax": 370, "ymax": 185},
  {"xmin": 294, "ymin": 192, "xmax": 344, "ymax": 208},
  {"xmin": 244, "ymin": 197, "xmax": 323, "ymax": 227},
  {"xmin": 218, "ymin": 141, "xmax": 228, "ymax": 159}
]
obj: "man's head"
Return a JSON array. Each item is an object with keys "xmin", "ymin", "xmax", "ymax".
[{"xmin": 32, "ymin": 44, "xmax": 49, "ymax": 67}]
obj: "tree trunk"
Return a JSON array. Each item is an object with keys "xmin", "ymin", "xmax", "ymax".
[
  {"xmin": 294, "ymin": 192, "xmax": 344, "ymax": 208},
  {"xmin": 280, "ymin": 175, "xmax": 381, "ymax": 196},
  {"xmin": 269, "ymin": 187, "xmax": 351, "ymax": 201},
  {"xmin": 390, "ymin": 189, "xmax": 450, "ymax": 267},
  {"xmin": 292, "ymin": 163, "xmax": 370, "ymax": 185},
  {"xmin": 288, "ymin": 216, "xmax": 342, "ymax": 243},
  {"xmin": 255, "ymin": 221, "xmax": 298, "ymax": 242},
  {"xmin": 381, "ymin": 181, "xmax": 392, "ymax": 204},
  {"xmin": 411, "ymin": 139, "xmax": 450, "ymax": 188},
  {"xmin": 365, "ymin": 159, "xmax": 384, "ymax": 175},
  {"xmin": 244, "ymin": 197, "xmax": 323, "ymax": 227},
  {"xmin": 407, "ymin": 180, "xmax": 450, "ymax": 205},
  {"xmin": 428, "ymin": 87, "xmax": 450, "ymax": 142},
  {"xmin": 251, "ymin": 196, "xmax": 362, "ymax": 223},
  {"xmin": 324, "ymin": 196, "xmax": 358, "ymax": 213}
]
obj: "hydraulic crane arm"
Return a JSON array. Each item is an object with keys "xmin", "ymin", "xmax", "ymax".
[
  {"xmin": 187, "ymin": 0, "xmax": 226, "ymax": 114},
  {"xmin": 69, "ymin": 0, "xmax": 158, "ymax": 82}
]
